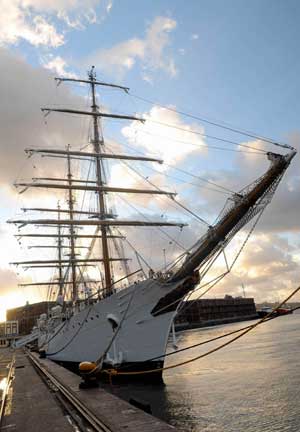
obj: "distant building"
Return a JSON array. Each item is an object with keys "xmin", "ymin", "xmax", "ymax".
[
  {"xmin": 0, "ymin": 320, "xmax": 19, "ymax": 348},
  {"xmin": 6, "ymin": 301, "xmax": 55, "ymax": 335},
  {"xmin": 6, "ymin": 297, "xmax": 258, "ymax": 336},
  {"xmin": 175, "ymin": 297, "xmax": 257, "ymax": 330}
]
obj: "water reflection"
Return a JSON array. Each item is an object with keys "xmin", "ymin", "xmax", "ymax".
[{"xmin": 103, "ymin": 313, "xmax": 300, "ymax": 432}]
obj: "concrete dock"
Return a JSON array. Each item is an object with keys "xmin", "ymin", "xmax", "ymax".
[
  {"xmin": 1, "ymin": 350, "xmax": 74, "ymax": 432},
  {"xmin": 0, "ymin": 349, "xmax": 179, "ymax": 431}
]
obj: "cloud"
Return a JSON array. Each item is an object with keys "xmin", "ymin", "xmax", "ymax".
[
  {"xmin": 144, "ymin": 16, "xmax": 177, "ymax": 76},
  {"xmin": 182, "ymin": 137, "xmax": 300, "ymax": 302},
  {"xmin": 87, "ymin": 16, "xmax": 177, "ymax": 78},
  {"xmin": 0, "ymin": 0, "xmax": 111, "ymax": 47},
  {"xmin": 0, "ymin": 48, "xmax": 95, "ymax": 306},
  {"xmin": 0, "ymin": 267, "xmax": 43, "ymax": 315},
  {"xmin": 0, "ymin": 48, "xmax": 85, "ymax": 187},
  {"xmin": 0, "ymin": 2, "xmax": 64, "ymax": 47},
  {"xmin": 0, "ymin": 268, "xmax": 20, "ymax": 298},
  {"xmin": 42, "ymin": 55, "xmax": 77, "ymax": 78},
  {"xmin": 122, "ymin": 105, "xmax": 207, "ymax": 167},
  {"xmin": 191, "ymin": 33, "xmax": 199, "ymax": 40},
  {"xmin": 92, "ymin": 38, "xmax": 145, "ymax": 73},
  {"xmin": 119, "ymin": 107, "xmax": 299, "ymax": 304},
  {"xmin": 233, "ymin": 138, "xmax": 300, "ymax": 234},
  {"xmin": 21, "ymin": 0, "xmax": 99, "ymax": 12},
  {"xmin": 0, "ymin": 48, "xmax": 89, "ymax": 292},
  {"xmin": 211, "ymin": 232, "xmax": 300, "ymax": 302},
  {"xmin": 186, "ymin": 135, "xmax": 300, "ymax": 233},
  {"xmin": 106, "ymin": 0, "xmax": 113, "ymax": 13},
  {"xmin": 107, "ymin": 161, "xmax": 176, "ymax": 209}
]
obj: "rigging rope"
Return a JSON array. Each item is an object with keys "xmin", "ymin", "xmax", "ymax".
[
  {"xmin": 105, "ymin": 145, "xmax": 211, "ymax": 227},
  {"xmin": 144, "ymin": 164, "xmax": 232, "ymax": 195},
  {"xmin": 102, "ymin": 284, "xmax": 300, "ymax": 378},
  {"xmin": 46, "ymin": 306, "xmax": 92, "ymax": 356},
  {"xmin": 116, "ymin": 305, "xmax": 300, "ymax": 367},
  {"xmin": 165, "ymin": 163, "xmax": 235, "ymax": 194},
  {"xmin": 128, "ymin": 93, "xmax": 293, "ymax": 151},
  {"xmin": 87, "ymin": 281, "xmax": 140, "ymax": 375},
  {"xmin": 134, "ymin": 127, "xmax": 265, "ymax": 155},
  {"xmin": 109, "ymin": 114, "xmax": 268, "ymax": 154},
  {"xmin": 134, "ymin": 208, "xmax": 263, "ymax": 321},
  {"xmin": 114, "ymin": 227, "xmax": 152, "ymax": 272},
  {"xmin": 106, "ymin": 136, "xmax": 237, "ymax": 195},
  {"xmin": 144, "ymin": 121, "xmax": 267, "ymax": 153},
  {"xmin": 115, "ymin": 194, "xmax": 188, "ymax": 252}
]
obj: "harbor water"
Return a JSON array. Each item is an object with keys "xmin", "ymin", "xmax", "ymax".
[{"xmin": 104, "ymin": 312, "xmax": 300, "ymax": 432}]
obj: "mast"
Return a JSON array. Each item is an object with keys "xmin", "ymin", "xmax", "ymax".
[
  {"xmin": 67, "ymin": 148, "xmax": 77, "ymax": 301},
  {"xmin": 9, "ymin": 67, "xmax": 185, "ymax": 294},
  {"xmin": 90, "ymin": 66, "xmax": 111, "ymax": 296},
  {"xmin": 57, "ymin": 203, "xmax": 64, "ymax": 296}
]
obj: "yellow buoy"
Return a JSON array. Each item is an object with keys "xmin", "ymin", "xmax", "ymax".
[{"xmin": 79, "ymin": 361, "xmax": 97, "ymax": 373}]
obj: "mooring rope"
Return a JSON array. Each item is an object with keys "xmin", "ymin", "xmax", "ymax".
[{"xmin": 101, "ymin": 284, "xmax": 300, "ymax": 378}]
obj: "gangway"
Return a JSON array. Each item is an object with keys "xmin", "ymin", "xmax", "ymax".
[{"xmin": 12, "ymin": 329, "xmax": 39, "ymax": 349}]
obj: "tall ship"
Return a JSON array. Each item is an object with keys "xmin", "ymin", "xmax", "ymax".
[{"xmin": 9, "ymin": 67, "xmax": 296, "ymax": 378}]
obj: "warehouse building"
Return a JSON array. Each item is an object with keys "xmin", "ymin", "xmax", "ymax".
[
  {"xmin": 175, "ymin": 297, "xmax": 257, "ymax": 330},
  {"xmin": 6, "ymin": 302, "xmax": 55, "ymax": 335}
]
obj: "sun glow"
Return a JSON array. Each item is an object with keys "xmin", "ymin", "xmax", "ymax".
[{"xmin": 0, "ymin": 292, "xmax": 29, "ymax": 322}]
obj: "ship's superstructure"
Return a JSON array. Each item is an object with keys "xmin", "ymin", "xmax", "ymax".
[{"xmin": 9, "ymin": 68, "xmax": 296, "ymax": 378}]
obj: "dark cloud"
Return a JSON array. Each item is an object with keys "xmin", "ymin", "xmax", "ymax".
[
  {"xmin": 0, "ymin": 48, "xmax": 86, "ymax": 186},
  {"xmin": 0, "ymin": 48, "xmax": 89, "ymax": 297}
]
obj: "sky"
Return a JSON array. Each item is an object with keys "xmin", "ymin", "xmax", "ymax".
[{"xmin": 0, "ymin": 0, "xmax": 299, "ymax": 320}]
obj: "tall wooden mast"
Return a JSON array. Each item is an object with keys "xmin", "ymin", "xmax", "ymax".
[
  {"xmin": 66, "ymin": 148, "xmax": 77, "ymax": 301},
  {"xmin": 89, "ymin": 66, "xmax": 112, "ymax": 296},
  {"xmin": 9, "ymin": 68, "xmax": 186, "ymax": 294},
  {"xmin": 57, "ymin": 202, "xmax": 64, "ymax": 296}
]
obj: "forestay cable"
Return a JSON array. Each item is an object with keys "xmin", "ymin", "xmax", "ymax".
[{"xmin": 129, "ymin": 93, "xmax": 294, "ymax": 151}]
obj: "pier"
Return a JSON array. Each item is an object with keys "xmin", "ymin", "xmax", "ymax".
[{"xmin": 0, "ymin": 349, "xmax": 178, "ymax": 431}]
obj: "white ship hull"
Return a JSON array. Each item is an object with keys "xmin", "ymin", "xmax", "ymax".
[{"xmin": 39, "ymin": 278, "xmax": 186, "ymax": 372}]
